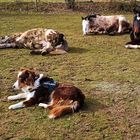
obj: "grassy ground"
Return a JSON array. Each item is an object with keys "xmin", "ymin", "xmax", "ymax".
[
  {"xmin": 0, "ymin": 0, "xmax": 63, "ymax": 2},
  {"xmin": 0, "ymin": 13, "xmax": 140, "ymax": 140}
]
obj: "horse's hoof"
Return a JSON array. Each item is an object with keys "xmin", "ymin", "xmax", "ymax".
[
  {"xmin": 108, "ymin": 32, "xmax": 115, "ymax": 36},
  {"xmin": 30, "ymin": 50, "xmax": 41, "ymax": 55},
  {"xmin": 30, "ymin": 51, "xmax": 35, "ymax": 55}
]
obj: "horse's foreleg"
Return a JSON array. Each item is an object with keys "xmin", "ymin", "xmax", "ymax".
[{"xmin": 41, "ymin": 42, "xmax": 53, "ymax": 55}]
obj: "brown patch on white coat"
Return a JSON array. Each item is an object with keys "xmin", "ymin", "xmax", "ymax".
[
  {"xmin": 0, "ymin": 28, "xmax": 68, "ymax": 55},
  {"xmin": 8, "ymin": 68, "xmax": 85, "ymax": 119},
  {"xmin": 82, "ymin": 14, "xmax": 132, "ymax": 35}
]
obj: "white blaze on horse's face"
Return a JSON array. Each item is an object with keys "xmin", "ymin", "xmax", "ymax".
[
  {"xmin": 82, "ymin": 19, "xmax": 89, "ymax": 35},
  {"xmin": 136, "ymin": 13, "xmax": 140, "ymax": 20}
]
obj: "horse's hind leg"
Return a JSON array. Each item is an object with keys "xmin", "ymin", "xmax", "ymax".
[
  {"xmin": 30, "ymin": 49, "xmax": 42, "ymax": 55},
  {"xmin": 118, "ymin": 16, "xmax": 130, "ymax": 34},
  {"xmin": 118, "ymin": 17, "xmax": 126, "ymax": 33},
  {"xmin": 106, "ymin": 25, "xmax": 117, "ymax": 35},
  {"xmin": 118, "ymin": 21, "xmax": 123, "ymax": 33},
  {"xmin": 0, "ymin": 43, "xmax": 16, "ymax": 49},
  {"xmin": 0, "ymin": 35, "xmax": 19, "ymax": 49},
  {"xmin": 30, "ymin": 42, "xmax": 53, "ymax": 56}
]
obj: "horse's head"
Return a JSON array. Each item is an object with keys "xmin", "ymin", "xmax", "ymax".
[
  {"xmin": 133, "ymin": 7, "xmax": 140, "ymax": 39},
  {"xmin": 81, "ymin": 14, "xmax": 100, "ymax": 35}
]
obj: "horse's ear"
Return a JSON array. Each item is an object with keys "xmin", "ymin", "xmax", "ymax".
[{"xmin": 81, "ymin": 16, "xmax": 85, "ymax": 20}]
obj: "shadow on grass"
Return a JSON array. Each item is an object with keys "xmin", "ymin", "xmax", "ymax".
[
  {"xmin": 69, "ymin": 47, "xmax": 89, "ymax": 54},
  {"xmin": 0, "ymin": 46, "xmax": 89, "ymax": 55},
  {"xmin": 82, "ymin": 97, "xmax": 107, "ymax": 114}
]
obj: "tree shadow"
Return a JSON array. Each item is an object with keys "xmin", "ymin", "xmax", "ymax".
[{"xmin": 69, "ymin": 47, "xmax": 89, "ymax": 54}]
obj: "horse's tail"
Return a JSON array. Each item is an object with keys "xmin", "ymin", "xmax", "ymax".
[
  {"xmin": 0, "ymin": 33, "xmax": 23, "ymax": 49},
  {"xmin": 0, "ymin": 43, "xmax": 17, "ymax": 49}
]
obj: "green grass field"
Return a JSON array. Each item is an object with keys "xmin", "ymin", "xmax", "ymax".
[
  {"xmin": 0, "ymin": 0, "xmax": 63, "ymax": 2},
  {"xmin": 0, "ymin": 0, "xmax": 117, "ymax": 3},
  {"xmin": 0, "ymin": 13, "xmax": 140, "ymax": 140}
]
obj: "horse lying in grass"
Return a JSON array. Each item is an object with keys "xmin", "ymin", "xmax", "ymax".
[
  {"xmin": 0, "ymin": 28, "xmax": 68, "ymax": 55},
  {"xmin": 82, "ymin": 14, "xmax": 132, "ymax": 35},
  {"xmin": 8, "ymin": 68, "xmax": 85, "ymax": 119},
  {"xmin": 125, "ymin": 7, "xmax": 140, "ymax": 49}
]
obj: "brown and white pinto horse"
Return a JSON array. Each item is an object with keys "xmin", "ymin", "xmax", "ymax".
[
  {"xmin": 125, "ymin": 7, "xmax": 140, "ymax": 49},
  {"xmin": 8, "ymin": 68, "xmax": 85, "ymax": 119},
  {"xmin": 82, "ymin": 14, "xmax": 132, "ymax": 35}
]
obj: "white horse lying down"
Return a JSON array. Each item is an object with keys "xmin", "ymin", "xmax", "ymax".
[
  {"xmin": 82, "ymin": 14, "xmax": 132, "ymax": 35},
  {"xmin": 0, "ymin": 28, "xmax": 68, "ymax": 55}
]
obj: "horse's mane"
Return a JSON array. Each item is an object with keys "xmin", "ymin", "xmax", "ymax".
[{"xmin": 82, "ymin": 14, "xmax": 101, "ymax": 21}]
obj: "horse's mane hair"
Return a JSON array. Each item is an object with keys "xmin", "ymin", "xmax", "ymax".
[{"xmin": 82, "ymin": 14, "xmax": 101, "ymax": 21}]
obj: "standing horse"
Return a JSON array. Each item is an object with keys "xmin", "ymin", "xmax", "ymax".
[
  {"xmin": 82, "ymin": 14, "xmax": 132, "ymax": 35},
  {"xmin": 125, "ymin": 7, "xmax": 140, "ymax": 49}
]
